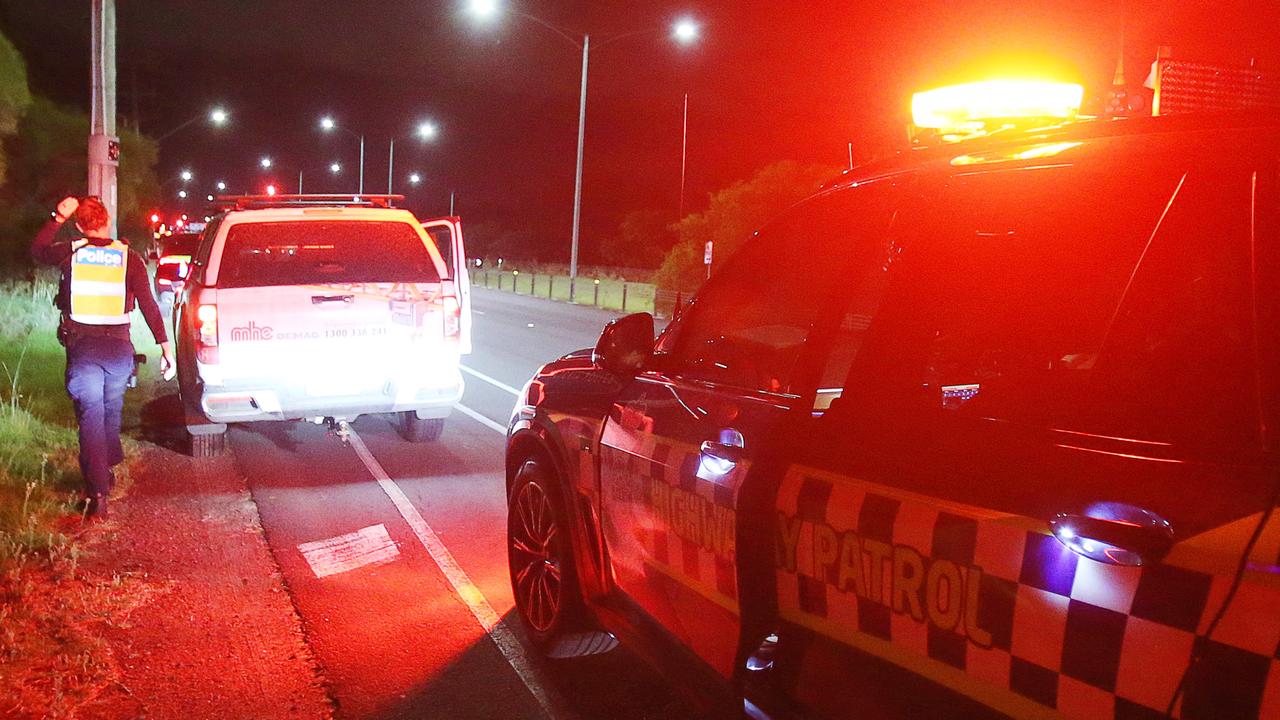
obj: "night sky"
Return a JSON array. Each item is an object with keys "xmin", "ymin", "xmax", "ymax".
[{"xmin": 1, "ymin": 1, "xmax": 1276, "ymax": 263}]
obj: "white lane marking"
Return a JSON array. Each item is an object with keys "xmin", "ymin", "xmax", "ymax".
[
  {"xmin": 474, "ymin": 310, "xmax": 486, "ymax": 315},
  {"xmin": 297, "ymin": 524, "xmax": 399, "ymax": 579},
  {"xmin": 460, "ymin": 364, "xmax": 522, "ymax": 397},
  {"xmin": 346, "ymin": 428, "xmax": 563, "ymax": 720},
  {"xmin": 455, "ymin": 402, "xmax": 509, "ymax": 435}
]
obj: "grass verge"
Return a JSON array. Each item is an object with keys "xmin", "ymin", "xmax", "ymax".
[{"xmin": 0, "ymin": 277, "xmax": 164, "ymax": 717}]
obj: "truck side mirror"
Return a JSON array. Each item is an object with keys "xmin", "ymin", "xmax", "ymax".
[{"xmin": 594, "ymin": 313, "xmax": 654, "ymax": 377}]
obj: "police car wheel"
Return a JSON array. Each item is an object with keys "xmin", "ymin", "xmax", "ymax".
[
  {"xmin": 508, "ymin": 459, "xmax": 582, "ymax": 645},
  {"xmin": 397, "ymin": 412, "xmax": 444, "ymax": 442}
]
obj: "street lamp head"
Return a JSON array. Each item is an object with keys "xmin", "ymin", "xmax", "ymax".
[
  {"xmin": 209, "ymin": 107, "xmax": 229, "ymax": 125},
  {"xmin": 180, "ymin": 169, "xmax": 193, "ymax": 182},
  {"xmin": 216, "ymin": 181, "xmax": 227, "ymax": 191},
  {"xmin": 260, "ymin": 156, "xmax": 273, "ymax": 169},
  {"xmin": 673, "ymin": 18, "xmax": 700, "ymax": 44},
  {"xmin": 329, "ymin": 162, "xmax": 342, "ymax": 174},
  {"xmin": 320, "ymin": 116, "xmax": 336, "ymax": 131},
  {"xmin": 177, "ymin": 190, "xmax": 188, "ymax": 199},
  {"xmin": 408, "ymin": 172, "xmax": 422, "ymax": 185},
  {"xmin": 416, "ymin": 121, "xmax": 439, "ymax": 141},
  {"xmin": 206, "ymin": 194, "xmax": 215, "ymax": 202},
  {"xmin": 465, "ymin": 0, "xmax": 500, "ymax": 20}
]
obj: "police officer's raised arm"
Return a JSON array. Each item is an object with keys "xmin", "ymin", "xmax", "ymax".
[{"xmin": 31, "ymin": 196, "xmax": 85, "ymax": 266}]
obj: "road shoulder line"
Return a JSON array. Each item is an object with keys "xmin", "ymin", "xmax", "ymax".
[
  {"xmin": 461, "ymin": 364, "xmax": 523, "ymax": 397},
  {"xmin": 456, "ymin": 402, "xmax": 509, "ymax": 434},
  {"xmin": 345, "ymin": 428, "xmax": 564, "ymax": 720}
]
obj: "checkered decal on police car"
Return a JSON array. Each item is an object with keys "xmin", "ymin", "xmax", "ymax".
[
  {"xmin": 775, "ymin": 469, "xmax": 1280, "ymax": 719},
  {"xmin": 622, "ymin": 440, "xmax": 741, "ymax": 606}
]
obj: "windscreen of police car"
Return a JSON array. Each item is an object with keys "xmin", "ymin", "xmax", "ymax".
[{"xmin": 216, "ymin": 221, "xmax": 441, "ymax": 288}]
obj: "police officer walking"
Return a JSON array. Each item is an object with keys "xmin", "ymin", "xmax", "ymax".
[{"xmin": 31, "ymin": 195, "xmax": 173, "ymax": 520}]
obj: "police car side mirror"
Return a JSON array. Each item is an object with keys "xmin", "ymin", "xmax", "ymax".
[{"xmin": 594, "ymin": 313, "xmax": 654, "ymax": 377}]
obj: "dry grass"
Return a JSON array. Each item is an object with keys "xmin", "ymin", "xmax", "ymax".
[{"xmin": 0, "ymin": 278, "xmax": 165, "ymax": 718}]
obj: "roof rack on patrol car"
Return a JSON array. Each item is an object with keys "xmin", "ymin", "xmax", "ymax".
[{"xmin": 212, "ymin": 194, "xmax": 405, "ymax": 211}]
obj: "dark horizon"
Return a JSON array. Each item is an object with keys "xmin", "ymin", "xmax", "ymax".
[{"xmin": 2, "ymin": 0, "xmax": 1276, "ymax": 263}]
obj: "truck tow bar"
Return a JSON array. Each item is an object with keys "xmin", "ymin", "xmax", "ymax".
[{"xmin": 321, "ymin": 416, "xmax": 351, "ymax": 444}]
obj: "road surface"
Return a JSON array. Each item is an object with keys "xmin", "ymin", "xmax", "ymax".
[{"xmin": 228, "ymin": 288, "xmax": 702, "ymax": 719}]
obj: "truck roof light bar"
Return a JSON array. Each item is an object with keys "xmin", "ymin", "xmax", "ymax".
[{"xmin": 212, "ymin": 194, "xmax": 406, "ymax": 210}]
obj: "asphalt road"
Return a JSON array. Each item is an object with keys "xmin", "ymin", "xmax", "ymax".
[{"xmin": 229, "ymin": 288, "xmax": 702, "ymax": 720}]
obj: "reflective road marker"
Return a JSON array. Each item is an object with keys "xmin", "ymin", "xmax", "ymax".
[{"xmin": 346, "ymin": 427, "xmax": 563, "ymax": 720}]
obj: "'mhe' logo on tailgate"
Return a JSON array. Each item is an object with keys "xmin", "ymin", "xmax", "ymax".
[{"xmin": 230, "ymin": 321, "xmax": 274, "ymax": 341}]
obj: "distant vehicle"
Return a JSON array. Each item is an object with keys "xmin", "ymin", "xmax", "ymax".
[
  {"xmin": 174, "ymin": 194, "xmax": 470, "ymax": 456},
  {"xmin": 153, "ymin": 231, "xmax": 203, "ymax": 306},
  {"xmin": 502, "ymin": 94, "xmax": 1280, "ymax": 719}
]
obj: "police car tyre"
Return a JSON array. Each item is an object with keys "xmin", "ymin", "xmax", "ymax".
[
  {"xmin": 507, "ymin": 458, "xmax": 584, "ymax": 646},
  {"xmin": 397, "ymin": 412, "xmax": 444, "ymax": 442}
]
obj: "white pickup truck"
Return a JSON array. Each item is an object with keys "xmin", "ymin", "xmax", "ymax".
[{"xmin": 174, "ymin": 195, "xmax": 471, "ymax": 456}]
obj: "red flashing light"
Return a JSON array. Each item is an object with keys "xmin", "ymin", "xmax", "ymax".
[
  {"xmin": 149, "ymin": 213, "xmax": 161, "ymax": 224},
  {"xmin": 265, "ymin": 184, "xmax": 277, "ymax": 196},
  {"xmin": 196, "ymin": 303, "xmax": 219, "ymax": 364}
]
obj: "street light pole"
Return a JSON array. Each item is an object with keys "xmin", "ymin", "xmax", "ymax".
[
  {"xmin": 358, "ymin": 134, "xmax": 365, "ymax": 194},
  {"xmin": 89, "ymin": 0, "xmax": 118, "ymax": 237},
  {"xmin": 570, "ymin": 34, "xmax": 589, "ymax": 278},
  {"xmin": 387, "ymin": 138, "xmax": 394, "ymax": 194},
  {"xmin": 680, "ymin": 92, "xmax": 688, "ymax": 221}
]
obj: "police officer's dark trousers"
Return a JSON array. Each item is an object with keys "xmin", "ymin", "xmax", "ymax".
[{"xmin": 65, "ymin": 330, "xmax": 134, "ymax": 510}]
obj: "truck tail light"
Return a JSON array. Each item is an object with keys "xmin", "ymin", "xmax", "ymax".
[
  {"xmin": 441, "ymin": 295, "xmax": 461, "ymax": 340},
  {"xmin": 196, "ymin": 303, "xmax": 219, "ymax": 363}
]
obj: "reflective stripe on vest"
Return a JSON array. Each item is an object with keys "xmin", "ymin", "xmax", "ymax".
[{"xmin": 69, "ymin": 241, "xmax": 129, "ymax": 325}]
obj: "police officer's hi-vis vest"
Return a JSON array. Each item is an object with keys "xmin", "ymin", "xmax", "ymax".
[{"xmin": 69, "ymin": 240, "xmax": 129, "ymax": 325}]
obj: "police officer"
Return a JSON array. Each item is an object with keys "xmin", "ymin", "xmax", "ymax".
[{"xmin": 31, "ymin": 196, "xmax": 173, "ymax": 519}]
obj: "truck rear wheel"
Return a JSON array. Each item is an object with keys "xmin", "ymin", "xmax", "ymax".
[{"xmin": 398, "ymin": 412, "xmax": 444, "ymax": 442}]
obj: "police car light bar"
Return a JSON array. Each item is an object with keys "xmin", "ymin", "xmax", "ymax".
[
  {"xmin": 213, "ymin": 194, "xmax": 406, "ymax": 210},
  {"xmin": 911, "ymin": 80, "xmax": 1085, "ymax": 133}
]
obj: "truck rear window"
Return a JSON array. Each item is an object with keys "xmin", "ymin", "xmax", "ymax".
[{"xmin": 216, "ymin": 221, "xmax": 440, "ymax": 288}]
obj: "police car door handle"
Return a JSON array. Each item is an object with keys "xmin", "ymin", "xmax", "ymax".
[
  {"xmin": 1049, "ymin": 507, "xmax": 1175, "ymax": 567},
  {"xmin": 701, "ymin": 440, "xmax": 746, "ymax": 464},
  {"xmin": 311, "ymin": 294, "xmax": 354, "ymax": 305}
]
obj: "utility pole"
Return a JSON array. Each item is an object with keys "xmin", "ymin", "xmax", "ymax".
[{"xmin": 89, "ymin": 0, "xmax": 119, "ymax": 236}]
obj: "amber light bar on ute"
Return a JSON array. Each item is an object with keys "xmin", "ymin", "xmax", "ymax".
[
  {"xmin": 910, "ymin": 80, "xmax": 1085, "ymax": 143},
  {"xmin": 212, "ymin": 194, "xmax": 406, "ymax": 211}
]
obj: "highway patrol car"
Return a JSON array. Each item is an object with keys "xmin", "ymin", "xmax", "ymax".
[
  {"xmin": 504, "ymin": 80, "xmax": 1280, "ymax": 718},
  {"xmin": 174, "ymin": 195, "xmax": 471, "ymax": 455}
]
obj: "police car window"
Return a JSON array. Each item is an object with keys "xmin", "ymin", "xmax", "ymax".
[
  {"xmin": 1080, "ymin": 166, "xmax": 1260, "ymax": 456},
  {"xmin": 669, "ymin": 185, "xmax": 896, "ymax": 396},
  {"xmin": 217, "ymin": 221, "xmax": 440, "ymax": 289},
  {"xmin": 837, "ymin": 159, "xmax": 1186, "ymax": 429}
]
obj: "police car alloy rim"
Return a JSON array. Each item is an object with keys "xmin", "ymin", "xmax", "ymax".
[{"xmin": 510, "ymin": 478, "xmax": 562, "ymax": 633}]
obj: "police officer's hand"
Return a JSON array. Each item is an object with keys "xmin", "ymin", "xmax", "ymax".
[
  {"xmin": 159, "ymin": 341, "xmax": 176, "ymax": 381},
  {"xmin": 55, "ymin": 196, "xmax": 79, "ymax": 222}
]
